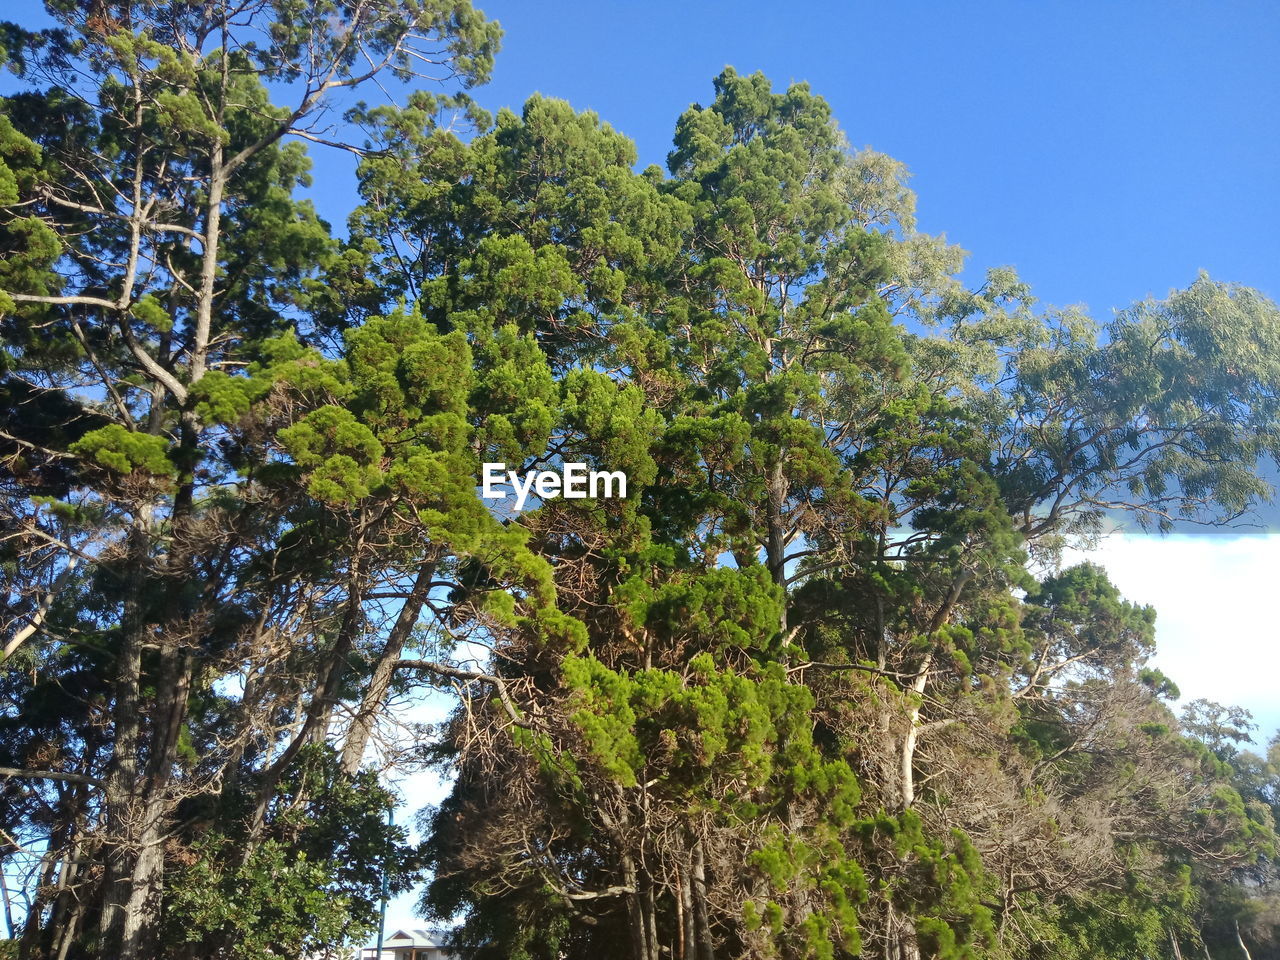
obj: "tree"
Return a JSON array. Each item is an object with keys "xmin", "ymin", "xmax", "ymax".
[
  {"xmin": 0, "ymin": 2, "xmax": 500, "ymax": 957},
  {"xmin": 374, "ymin": 69, "xmax": 1279, "ymax": 960},
  {"xmin": 4, "ymin": 11, "xmax": 1277, "ymax": 960}
]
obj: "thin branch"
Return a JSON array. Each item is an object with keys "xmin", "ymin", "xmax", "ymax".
[
  {"xmin": 0, "ymin": 767, "xmax": 105, "ymax": 790},
  {"xmin": 395, "ymin": 659, "xmax": 531, "ymax": 729}
]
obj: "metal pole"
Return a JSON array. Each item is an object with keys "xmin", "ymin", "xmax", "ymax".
[{"xmin": 374, "ymin": 806, "xmax": 392, "ymax": 959}]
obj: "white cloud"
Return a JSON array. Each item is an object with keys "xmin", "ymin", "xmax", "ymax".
[{"xmin": 1066, "ymin": 533, "xmax": 1280, "ymax": 745}]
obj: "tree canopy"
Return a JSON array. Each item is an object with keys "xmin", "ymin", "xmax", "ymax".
[{"xmin": 1, "ymin": 5, "xmax": 1278, "ymax": 960}]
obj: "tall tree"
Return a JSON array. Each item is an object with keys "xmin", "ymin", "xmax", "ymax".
[
  {"xmin": 4, "ymin": 11, "xmax": 1277, "ymax": 959},
  {"xmin": 0, "ymin": 3, "xmax": 499, "ymax": 957},
  {"xmin": 411, "ymin": 71, "xmax": 1280, "ymax": 960}
]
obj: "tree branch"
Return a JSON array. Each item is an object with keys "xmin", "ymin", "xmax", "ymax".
[{"xmin": 0, "ymin": 767, "xmax": 104, "ymax": 789}]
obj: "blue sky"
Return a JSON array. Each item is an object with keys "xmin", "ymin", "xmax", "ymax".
[{"xmin": 317, "ymin": 0, "xmax": 1280, "ymax": 317}]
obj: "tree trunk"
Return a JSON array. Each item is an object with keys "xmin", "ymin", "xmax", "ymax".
[
  {"xmin": 341, "ymin": 559, "xmax": 436, "ymax": 774},
  {"xmin": 764, "ymin": 460, "xmax": 789, "ymax": 636},
  {"xmin": 117, "ymin": 806, "xmax": 167, "ymax": 958},
  {"xmin": 621, "ymin": 854, "xmax": 655, "ymax": 960},
  {"xmin": 122, "ymin": 691, "xmax": 185, "ymax": 955},
  {"xmin": 898, "ymin": 571, "xmax": 971, "ymax": 812},
  {"xmin": 642, "ymin": 877, "xmax": 659, "ymax": 960},
  {"xmin": 677, "ymin": 854, "xmax": 696, "ymax": 960},
  {"xmin": 0, "ymin": 856, "xmax": 13, "ymax": 940},
  {"xmin": 98, "ymin": 518, "xmax": 150, "ymax": 954},
  {"xmin": 691, "ymin": 839, "xmax": 715, "ymax": 960},
  {"xmin": 45, "ymin": 834, "xmax": 85, "ymax": 960},
  {"xmin": 900, "ymin": 697, "xmax": 923, "ymax": 810},
  {"xmin": 1235, "ymin": 921, "xmax": 1253, "ymax": 960},
  {"xmin": 53, "ymin": 898, "xmax": 83, "ymax": 960},
  {"xmin": 886, "ymin": 901, "xmax": 921, "ymax": 960}
]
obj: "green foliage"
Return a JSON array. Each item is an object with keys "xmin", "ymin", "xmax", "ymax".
[
  {"xmin": 0, "ymin": 2, "xmax": 503, "ymax": 958},
  {"xmin": 163, "ymin": 748, "xmax": 415, "ymax": 959},
  {"xmin": 69, "ymin": 424, "xmax": 175, "ymax": 476},
  {"xmin": 411, "ymin": 66, "xmax": 1280, "ymax": 960},
  {"xmin": 3, "ymin": 6, "xmax": 1277, "ymax": 959}
]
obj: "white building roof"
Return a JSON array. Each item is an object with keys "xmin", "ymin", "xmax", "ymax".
[{"xmin": 381, "ymin": 929, "xmax": 449, "ymax": 947}]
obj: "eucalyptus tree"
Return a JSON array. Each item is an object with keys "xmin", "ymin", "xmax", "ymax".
[{"xmin": 0, "ymin": 2, "xmax": 499, "ymax": 957}]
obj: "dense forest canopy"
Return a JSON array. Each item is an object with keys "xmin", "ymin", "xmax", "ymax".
[{"xmin": 1, "ymin": 3, "xmax": 1279, "ymax": 959}]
